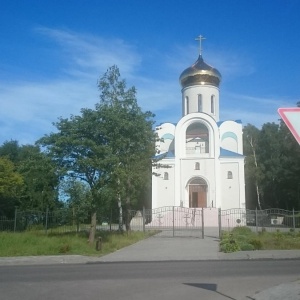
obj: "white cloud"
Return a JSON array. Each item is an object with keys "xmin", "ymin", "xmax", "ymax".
[
  {"xmin": 0, "ymin": 28, "xmax": 146, "ymax": 145},
  {"xmin": 0, "ymin": 27, "xmax": 185, "ymax": 145},
  {"xmin": 1, "ymin": 27, "xmax": 295, "ymax": 145}
]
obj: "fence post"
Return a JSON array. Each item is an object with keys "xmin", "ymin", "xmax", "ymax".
[
  {"xmin": 45, "ymin": 207, "xmax": 49, "ymax": 234},
  {"xmin": 201, "ymin": 208, "xmax": 204, "ymax": 239},
  {"xmin": 293, "ymin": 209, "xmax": 295, "ymax": 230},
  {"xmin": 172, "ymin": 206, "xmax": 175, "ymax": 237},
  {"xmin": 218, "ymin": 208, "xmax": 222, "ymax": 238},
  {"xmin": 143, "ymin": 206, "xmax": 146, "ymax": 233},
  {"xmin": 14, "ymin": 207, "xmax": 17, "ymax": 232}
]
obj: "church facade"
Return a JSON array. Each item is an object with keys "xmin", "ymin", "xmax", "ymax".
[{"xmin": 152, "ymin": 52, "xmax": 246, "ymax": 210}]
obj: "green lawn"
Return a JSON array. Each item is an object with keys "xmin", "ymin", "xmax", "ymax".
[{"xmin": 0, "ymin": 230, "xmax": 157, "ymax": 257}]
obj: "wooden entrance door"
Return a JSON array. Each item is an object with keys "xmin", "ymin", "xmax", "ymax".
[{"xmin": 189, "ymin": 180, "xmax": 207, "ymax": 208}]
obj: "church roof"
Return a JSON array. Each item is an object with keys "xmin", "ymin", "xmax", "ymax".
[
  {"xmin": 179, "ymin": 55, "xmax": 221, "ymax": 88},
  {"xmin": 217, "ymin": 120, "xmax": 242, "ymax": 126},
  {"xmin": 154, "ymin": 151, "xmax": 175, "ymax": 160},
  {"xmin": 219, "ymin": 147, "xmax": 244, "ymax": 158}
]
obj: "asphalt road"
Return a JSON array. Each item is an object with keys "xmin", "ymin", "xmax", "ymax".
[{"xmin": 1, "ymin": 260, "xmax": 300, "ymax": 300}]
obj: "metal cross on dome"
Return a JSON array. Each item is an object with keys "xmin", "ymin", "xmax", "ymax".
[{"xmin": 195, "ymin": 35, "xmax": 206, "ymax": 56}]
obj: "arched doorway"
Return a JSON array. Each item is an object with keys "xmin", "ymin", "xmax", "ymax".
[
  {"xmin": 188, "ymin": 178, "xmax": 207, "ymax": 208},
  {"xmin": 186, "ymin": 122, "xmax": 209, "ymax": 154}
]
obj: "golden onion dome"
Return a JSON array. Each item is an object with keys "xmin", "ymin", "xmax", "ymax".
[{"xmin": 179, "ymin": 55, "xmax": 221, "ymax": 88}]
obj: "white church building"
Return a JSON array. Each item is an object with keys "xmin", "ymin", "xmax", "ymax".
[{"xmin": 152, "ymin": 46, "xmax": 246, "ymax": 211}]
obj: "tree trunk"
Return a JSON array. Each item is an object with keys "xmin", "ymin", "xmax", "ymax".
[
  {"xmin": 125, "ymin": 178, "xmax": 132, "ymax": 232},
  {"xmin": 125, "ymin": 198, "xmax": 131, "ymax": 232},
  {"xmin": 88, "ymin": 211, "xmax": 97, "ymax": 244},
  {"xmin": 248, "ymin": 136, "xmax": 262, "ymax": 210}
]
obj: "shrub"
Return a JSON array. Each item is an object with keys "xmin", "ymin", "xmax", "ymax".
[
  {"xmin": 231, "ymin": 226, "xmax": 252, "ymax": 236},
  {"xmin": 240, "ymin": 243, "xmax": 255, "ymax": 251},
  {"xmin": 220, "ymin": 234, "xmax": 240, "ymax": 253},
  {"xmin": 249, "ymin": 238, "xmax": 263, "ymax": 250},
  {"xmin": 59, "ymin": 244, "xmax": 71, "ymax": 253},
  {"xmin": 235, "ymin": 235, "xmax": 248, "ymax": 244}
]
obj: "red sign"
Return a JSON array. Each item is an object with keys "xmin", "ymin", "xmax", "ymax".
[{"xmin": 278, "ymin": 108, "xmax": 300, "ymax": 145}]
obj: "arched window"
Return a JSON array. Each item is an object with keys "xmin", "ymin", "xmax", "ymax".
[
  {"xmin": 195, "ymin": 162, "xmax": 200, "ymax": 170},
  {"xmin": 211, "ymin": 95, "xmax": 215, "ymax": 114},
  {"xmin": 227, "ymin": 171, "xmax": 233, "ymax": 179},
  {"xmin": 164, "ymin": 172, "xmax": 169, "ymax": 180},
  {"xmin": 186, "ymin": 96, "xmax": 189, "ymax": 114},
  {"xmin": 198, "ymin": 94, "xmax": 202, "ymax": 112},
  {"xmin": 186, "ymin": 123, "xmax": 209, "ymax": 154}
]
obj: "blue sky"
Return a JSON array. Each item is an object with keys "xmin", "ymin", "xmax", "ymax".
[{"xmin": 1, "ymin": 0, "xmax": 299, "ymax": 145}]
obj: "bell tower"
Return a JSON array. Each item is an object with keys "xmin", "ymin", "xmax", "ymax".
[{"xmin": 179, "ymin": 36, "xmax": 222, "ymax": 121}]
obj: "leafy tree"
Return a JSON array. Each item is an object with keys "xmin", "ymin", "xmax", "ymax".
[
  {"xmin": 38, "ymin": 65, "xmax": 156, "ymax": 242},
  {"xmin": 244, "ymin": 102, "xmax": 300, "ymax": 210},
  {"xmin": 0, "ymin": 157, "xmax": 24, "ymax": 217},
  {"xmin": 278, "ymin": 119, "xmax": 300, "ymax": 209},
  {"xmin": 0, "ymin": 141, "xmax": 61, "ymax": 212},
  {"xmin": 62, "ymin": 179, "xmax": 92, "ymax": 232},
  {"xmin": 97, "ymin": 66, "xmax": 156, "ymax": 230},
  {"xmin": 17, "ymin": 145, "xmax": 60, "ymax": 211},
  {"xmin": 243, "ymin": 124, "xmax": 264, "ymax": 209},
  {"xmin": 258, "ymin": 122, "xmax": 282, "ymax": 208},
  {"xmin": 38, "ymin": 109, "xmax": 112, "ymax": 243},
  {"xmin": 0, "ymin": 140, "xmax": 20, "ymax": 163}
]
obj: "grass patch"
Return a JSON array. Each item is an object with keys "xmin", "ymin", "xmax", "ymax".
[
  {"xmin": 220, "ymin": 227, "xmax": 300, "ymax": 253},
  {"xmin": 0, "ymin": 230, "xmax": 157, "ymax": 257}
]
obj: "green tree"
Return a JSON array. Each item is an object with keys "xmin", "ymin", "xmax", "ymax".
[
  {"xmin": 278, "ymin": 118, "xmax": 300, "ymax": 209},
  {"xmin": 258, "ymin": 122, "xmax": 282, "ymax": 208},
  {"xmin": 38, "ymin": 110, "xmax": 112, "ymax": 243},
  {"xmin": 38, "ymin": 65, "xmax": 156, "ymax": 242},
  {"xmin": 0, "ymin": 157, "xmax": 24, "ymax": 217},
  {"xmin": 0, "ymin": 140, "xmax": 20, "ymax": 163},
  {"xmin": 0, "ymin": 141, "xmax": 61, "ymax": 212},
  {"xmin": 63, "ymin": 179, "xmax": 92, "ymax": 232},
  {"xmin": 97, "ymin": 66, "xmax": 156, "ymax": 230},
  {"xmin": 243, "ymin": 124, "xmax": 264, "ymax": 209},
  {"xmin": 18, "ymin": 145, "xmax": 60, "ymax": 211}
]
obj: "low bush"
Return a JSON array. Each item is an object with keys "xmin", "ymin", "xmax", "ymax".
[
  {"xmin": 231, "ymin": 226, "xmax": 252, "ymax": 236},
  {"xmin": 239, "ymin": 243, "xmax": 255, "ymax": 251},
  {"xmin": 249, "ymin": 238, "xmax": 263, "ymax": 250},
  {"xmin": 220, "ymin": 238, "xmax": 240, "ymax": 253},
  {"xmin": 220, "ymin": 226, "xmax": 300, "ymax": 253}
]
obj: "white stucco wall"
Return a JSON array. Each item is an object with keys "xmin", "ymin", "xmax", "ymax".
[
  {"xmin": 181, "ymin": 85, "xmax": 220, "ymax": 121},
  {"xmin": 220, "ymin": 159, "xmax": 245, "ymax": 210},
  {"xmin": 155, "ymin": 122, "xmax": 176, "ymax": 154},
  {"xmin": 219, "ymin": 120, "xmax": 243, "ymax": 154},
  {"xmin": 152, "ymin": 160, "xmax": 175, "ymax": 208}
]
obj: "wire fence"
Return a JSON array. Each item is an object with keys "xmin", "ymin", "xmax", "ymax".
[
  {"xmin": 1, "ymin": 207, "xmax": 299, "ymax": 236},
  {"xmin": 0, "ymin": 208, "xmax": 121, "ymax": 234}
]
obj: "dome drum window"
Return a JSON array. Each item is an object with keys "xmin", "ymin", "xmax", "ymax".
[{"xmin": 198, "ymin": 94, "xmax": 202, "ymax": 112}]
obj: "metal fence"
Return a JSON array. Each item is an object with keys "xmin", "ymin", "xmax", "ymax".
[
  {"xmin": 1, "ymin": 207, "xmax": 299, "ymax": 237},
  {"xmin": 0, "ymin": 208, "xmax": 120, "ymax": 234},
  {"xmin": 221, "ymin": 208, "xmax": 300, "ymax": 233}
]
